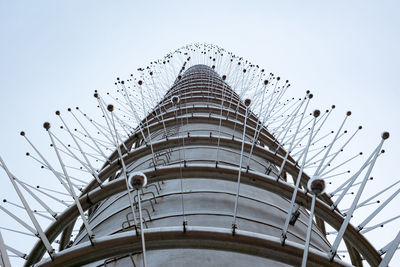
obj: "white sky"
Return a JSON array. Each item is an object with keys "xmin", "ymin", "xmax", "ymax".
[{"xmin": 0, "ymin": 0, "xmax": 399, "ymax": 266}]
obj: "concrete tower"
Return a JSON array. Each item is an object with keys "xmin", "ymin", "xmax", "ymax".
[
  {"xmin": 53, "ymin": 64, "xmax": 333, "ymax": 266},
  {"xmin": 1, "ymin": 45, "xmax": 398, "ymax": 267}
]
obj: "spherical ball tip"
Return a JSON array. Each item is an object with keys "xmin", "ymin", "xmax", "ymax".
[
  {"xmin": 43, "ymin": 122, "xmax": 51, "ymax": 130},
  {"xmin": 308, "ymin": 176, "xmax": 325, "ymax": 195},
  {"xmin": 171, "ymin": 96, "xmax": 180, "ymax": 105},
  {"xmin": 382, "ymin": 131, "xmax": 390, "ymax": 140},
  {"xmin": 128, "ymin": 172, "xmax": 148, "ymax": 190}
]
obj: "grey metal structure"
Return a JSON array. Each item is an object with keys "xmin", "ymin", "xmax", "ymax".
[
  {"xmin": 66, "ymin": 65, "xmax": 334, "ymax": 266},
  {"xmin": 1, "ymin": 44, "xmax": 399, "ymax": 267},
  {"xmin": 34, "ymin": 65, "xmax": 355, "ymax": 266}
]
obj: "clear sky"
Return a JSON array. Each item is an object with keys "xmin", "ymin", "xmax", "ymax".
[{"xmin": 0, "ymin": 0, "xmax": 399, "ymax": 265}]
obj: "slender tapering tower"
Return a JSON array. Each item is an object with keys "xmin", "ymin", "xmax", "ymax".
[
  {"xmin": 57, "ymin": 65, "xmax": 333, "ymax": 266},
  {"xmin": 1, "ymin": 44, "xmax": 399, "ymax": 267},
  {"xmin": 23, "ymin": 65, "xmax": 362, "ymax": 266}
]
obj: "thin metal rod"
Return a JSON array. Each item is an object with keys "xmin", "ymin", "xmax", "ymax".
[
  {"xmin": 47, "ymin": 129, "xmax": 94, "ymax": 244},
  {"xmin": 3, "ymin": 200, "xmax": 54, "ymax": 221},
  {"xmin": 356, "ymin": 180, "xmax": 400, "ymax": 210},
  {"xmin": 379, "ymin": 229, "xmax": 400, "ymax": 267},
  {"xmin": 57, "ymin": 113, "xmax": 102, "ymax": 185},
  {"xmin": 232, "ymin": 104, "xmax": 250, "ymax": 229},
  {"xmin": 0, "ymin": 230, "xmax": 11, "ymax": 267},
  {"xmin": 5, "ymin": 244, "xmax": 26, "ymax": 259},
  {"xmin": 22, "ymin": 134, "xmax": 71, "ymax": 194},
  {"xmin": 329, "ymin": 137, "xmax": 385, "ymax": 260},
  {"xmin": 13, "ymin": 176, "xmax": 57, "ymax": 218},
  {"xmin": 98, "ymin": 97, "xmax": 129, "ymax": 153},
  {"xmin": 70, "ymin": 108, "xmax": 109, "ymax": 162},
  {"xmin": 358, "ymin": 186, "xmax": 400, "ymax": 231},
  {"xmin": 108, "ymin": 110, "xmax": 138, "ymax": 228},
  {"xmin": 277, "ymin": 96, "xmax": 310, "ymax": 179},
  {"xmin": 330, "ymin": 148, "xmax": 379, "ymax": 209},
  {"xmin": 0, "ymin": 227, "xmax": 35, "ymax": 237},
  {"xmin": 0, "ymin": 205, "xmax": 36, "ymax": 234},
  {"xmin": 76, "ymin": 108, "xmax": 114, "ymax": 144},
  {"xmin": 281, "ymin": 112, "xmax": 318, "ymax": 245},
  {"xmin": 301, "ymin": 194, "xmax": 316, "ymax": 267},
  {"xmin": 379, "ymin": 231, "xmax": 400, "ymax": 257},
  {"xmin": 137, "ymin": 190, "xmax": 147, "ymax": 267},
  {"xmin": 319, "ymin": 152, "xmax": 362, "ymax": 176},
  {"xmin": 0, "ymin": 156, "xmax": 54, "ymax": 257},
  {"xmin": 318, "ymin": 127, "xmax": 361, "ymax": 176},
  {"xmin": 314, "ymin": 113, "xmax": 349, "ymax": 177}
]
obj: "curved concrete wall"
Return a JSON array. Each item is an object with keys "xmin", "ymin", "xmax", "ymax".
[{"xmin": 73, "ymin": 65, "xmax": 337, "ymax": 266}]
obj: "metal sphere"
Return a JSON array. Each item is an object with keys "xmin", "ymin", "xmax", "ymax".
[
  {"xmin": 43, "ymin": 122, "xmax": 51, "ymax": 130},
  {"xmin": 171, "ymin": 96, "xmax": 180, "ymax": 105},
  {"xmin": 307, "ymin": 176, "xmax": 325, "ymax": 195},
  {"xmin": 128, "ymin": 172, "xmax": 147, "ymax": 190},
  {"xmin": 382, "ymin": 131, "xmax": 390, "ymax": 140}
]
